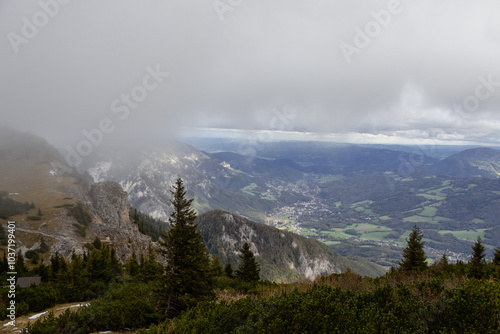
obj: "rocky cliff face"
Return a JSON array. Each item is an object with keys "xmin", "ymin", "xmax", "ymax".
[
  {"xmin": 46, "ymin": 180, "xmax": 158, "ymax": 263},
  {"xmin": 0, "ymin": 127, "xmax": 158, "ymax": 264},
  {"xmin": 87, "ymin": 182, "xmax": 156, "ymax": 262},
  {"xmin": 196, "ymin": 210, "xmax": 350, "ymax": 282}
]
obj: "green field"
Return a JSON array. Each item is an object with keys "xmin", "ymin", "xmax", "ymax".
[
  {"xmin": 438, "ymin": 229, "xmax": 488, "ymax": 240},
  {"xmin": 321, "ymin": 230, "xmax": 353, "ymax": 239},
  {"xmin": 403, "ymin": 215, "xmax": 435, "ymax": 223},
  {"xmin": 260, "ymin": 192, "xmax": 276, "ymax": 201},
  {"xmin": 300, "ymin": 228, "xmax": 318, "ymax": 236},
  {"xmin": 420, "ymin": 206, "xmax": 437, "ymax": 217},
  {"xmin": 241, "ymin": 183, "xmax": 258, "ymax": 196},
  {"xmin": 360, "ymin": 232, "xmax": 390, "ymax": 241}
]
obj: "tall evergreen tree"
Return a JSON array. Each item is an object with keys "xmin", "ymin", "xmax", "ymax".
[
  {"xmin": 224, "ymin": 258, "xmax": 234, "ymax": 278},
  {"xmin": 160, "ymin": 178, "xmax": 214, "ymax": 317},
  {"xmin": 126, "ymin": 251, "xmax": 140, "ymax": 277},
  {"xmin": 210, "ymin": 255, "xmax": 223, "ymax": 277},
  {"xmin": 399, "ymin": 225, "xmax": 427, "ymax": 272},
  {"xmin": 235, "ymin": 242, "xmax": 260, "ymax": 282},
  {"xmin": 493, "ymin": 247, "xmax": 500, "ymax": 267},
  {"xmin": 469, "ymin": 236, "xmax": 486, "ymax": 279}
]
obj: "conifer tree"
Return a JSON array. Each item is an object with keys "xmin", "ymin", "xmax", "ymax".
[
  {"xmin": 224, "ymin": 258, "xmax": 234, "ymax": 278},
  {"xmin": 235, "ymin": 242, "xmax": 260, "ymax": 282},
  {"xmin": 16, "ymin": 252, "xmax": 27, "ymax": 275},
  {"xmin": 399, "ymin": 225, "xmax": 427, "ymax": 272},
  {"xmin": 469, "ymin": 236, "xmax": 486, "ymax": 279},
  {"xmin": 210, "ymin": 255, "xmax": 223, "ymax": 277},
  {"xmin": 127, "ymin": 251, "xmax": 140, "ymax": 277},
  {"xmin": 493, "ymin": 247, "xmax": 500, "ymax": 267},
  {"xmin": 160, "ymin": 177, "xmax": 214, "ymax": 317}
]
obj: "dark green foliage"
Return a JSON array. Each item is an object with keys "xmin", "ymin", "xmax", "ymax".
[
  {"xmin": 195, "ymin": 210, "xmax": 384, "ymax": 281},
  {"xmin": 16, "ymin": 252, "xmax": 27, "ymax": 275},
  {"xmin": 399, "ymin": 225, "xmax": 427, "ymax": 272},
  {"xmin": 140, "ymin": 244, "xmax": 163, "ymax": 282},
  {"xmin": 224, "ymin": 258, "xmax": 234, "ymax": 278},
  {"xmin": 37, "ymin": 208, "xmax": 42, "ymax": 216},
  {"xmin": 127, "ymin": 251, "xmax": 140, "ymax": 277},
  {"xmin": 67, "ymin": 202, "xmax": 92, "ymax": 226},
  {"xmin": 235, "ymin": 242, "xmax": 260, "ymax": 282},
  {"xmin": 130, "ymin": 207, "xmax": 169, "ymax": 241},
  {"xmin": 493, "ymin": 247, "xmax": 500, "ymax": 266},
  {"xmin": 210, "ymin": 255, "xmax": 223, "ymax": 276},
  {"xmin": 92, "ymin": 237, "xmax": 102, "ymax": 250},
  {"xmin": 37, "ymin": 237, "xmax": 49, "ymax": 253},
  {"xmin": 0, "ymin": 192, "xmax": 32, "ymax": 218},
  {"xmin": 0, "ymin": 245, "xmax": 124, "ymax": 320},
  {"xmin": 27, "ymin": 215, "xmax": 42, "ymax": 221},
  {"xmin": 140, "ymin": 279, "xmax": 500, "ymax": 334},
  {"xmin": 469, "ymin": 236, "xmax": 486, "ymax": 279},
  {"xmin": 24, "ymin": 282, "xmax": 162, "ymax": 334},
  {"xmin": 25, "ymin": 249, "xmax": 40, "ymax": 264},
  {"xmin": 160, "ymin": 178, "xmax": 214, "ymax": 317}
]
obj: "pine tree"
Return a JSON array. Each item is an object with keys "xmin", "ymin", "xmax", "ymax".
[
  {"xmin": 16, "ymin": 252, "xmax": 27, "ymax": 275},
  {"xmin": 224, "ymin": 258, "xmax": 234, "ymax": 278},
  {"xmin": 399, "ymin": 225, "xmax": 427, "ymax": 272},
  {"xmin": 140, "ymin": 244, "xmax": 162, "ymax": 282},
  {"xmin": 160, "ymin": 177, "xmax": 214, "ymax": 317},
  {"xmin": 127, "ymin": 251, "xmax": 140, "ymax": 277},
  {"xmin": 235, "ymin": 242, "xmax": 260, "ymax": 282},
  {"xmin": 210, "ymin": 255, "xmax": 223, "ymax": 277},
  {"xmin": 493, "ymin": 247, "xmax": 500, "ymax": 267},
  {"xmin": 469, "ymin": 236, "xmax": 486, "ymax": 279}
]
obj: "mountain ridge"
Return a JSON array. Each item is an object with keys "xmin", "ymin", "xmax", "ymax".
[{"xmin": 196, "ymin": 209, "xmax": 386, "ymax": 281}]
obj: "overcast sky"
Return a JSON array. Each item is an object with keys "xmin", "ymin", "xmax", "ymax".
[{"xmin": 2, "ymin": 0, "xmax": 500, "ymax": 149}]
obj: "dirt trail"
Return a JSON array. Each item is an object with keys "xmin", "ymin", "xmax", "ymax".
[{"xmin": 0, "ymin": 302, "xmax": 87, "ymax": 333}]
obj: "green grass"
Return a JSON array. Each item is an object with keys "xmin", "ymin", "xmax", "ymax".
[
  {"xmin": 360, "ymin": 232, "xmax": 390, "ymax": 241},
  {"xmin": 241, "ymin": 183, "xmax": 258, "ymax": 196},
  {"xmin": 344, "ymin": 223, "xmax": 390, "ymax": 232},
  {"xmin": 426, "ymin": 186, "xmax": 451, "ymax": 198},
  {"xmin": 321, "ymin": 230, "xmax": 352, "ymax": 239},
  {"xmin": 300, "ymin": 228, "xmax": 318, "ymax": 236},
  {"xmin": 438, "ymin": 229, "xmax": 488, "ymax": 240},
  {"xmin": 260, "ymin": 192, "xmax": 276, "ymax": 201},
  {"xmin": 324, "ymin": 241, "xmax": 341, "ymax": 245},
  {"xmin": 403, "ymin": 215, "xmax": 435, "ymax": 223},
  {"xmin": 417, "ymin": 193, "xmax": 444, "ymax": 200},
  {"xmin": 350, "ymin": 200, "xmax": 373, "ymax": 207},
  {"xmin": 420, "ymin": 206, "xmax": 437, "ymax": 217}
]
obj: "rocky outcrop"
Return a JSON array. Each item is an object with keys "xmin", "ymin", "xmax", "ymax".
[
  {"xmin": 196, "ymin": 210, "xmax": 350, "ymax": 282},
  {"xmin": 87, "ymin": 182, "xmax": 157, "ymax": 263}
]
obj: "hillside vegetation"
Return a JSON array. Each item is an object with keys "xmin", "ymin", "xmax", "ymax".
[{"xmin": 196, "ymin": 210, "xmax": 386, "ymax": 281}]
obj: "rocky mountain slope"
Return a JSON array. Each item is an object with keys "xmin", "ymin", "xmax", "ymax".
[
  {"xmin": 83, "ymin": 143, "xmax": 274, "ymax": 222},
  {"xmin": 0, "ymin": 127, "xmax": 155, "ymax": 263},
  {"xmin": 196, "ymin": 210, "xmax": 385, "ymax": 281}
]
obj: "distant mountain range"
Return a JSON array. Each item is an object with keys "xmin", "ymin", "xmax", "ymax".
[
  {"xmin": 427, "ymin": 147, "xmax": 500, "ymax": 178},
  {"xmin": 4, "ymin": 126, "xmax": 500, "ymax": 276},
  {"xmin": 0, "ymin": 127, "xmax": 384, "ymax": 280}
]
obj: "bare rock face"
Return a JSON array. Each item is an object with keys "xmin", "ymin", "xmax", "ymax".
[
  {"xmin": 89, "ymin": 182, "xmax": 130, "ymax": 231},
  {"xmin": 46, "ymin": 181, "xmax": 162, "ymax": 264},
  {"xmin": 87, "ymin": 181, "xmax": 159, "ymax": 263}
]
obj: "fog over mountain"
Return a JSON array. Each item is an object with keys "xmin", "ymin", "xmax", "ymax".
[{"xmin": 1, "ymin": 0, "xmax": 500, "ymax": 151}]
